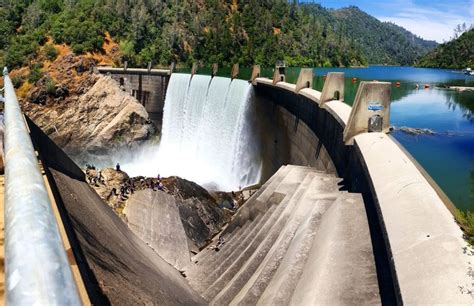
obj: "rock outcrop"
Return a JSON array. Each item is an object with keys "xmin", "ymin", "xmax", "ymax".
[
  {"xmin": 20, "ymin": 52, "xmax": 154, "ymax": 157},
  {"xmin": 24, "ymin": 75, "xmax": 154, "ymax": 155},
  {"xmin": 162, "ymin": 176, "xmax": 233, "ymax": 252},
  {"xmin": 86, "ymin": 168, "xmax": 233, "ymax": 254},
  {"xmin": 396, "ymin": 126, "xmax": 436, "ymax": 135}
]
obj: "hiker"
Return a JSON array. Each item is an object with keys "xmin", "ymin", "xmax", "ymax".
[
  {"xmin": 119, "ymin": 187, "xmax": 127, "ymax": 201},
  {"xmin": 107, "ymin": 188, "xmax": 117, "ymax": 201},
  {"xmin": 96, "ymin": 171, "xmax": 103, "ymax": 184},
  {"xmin": 116, "ymin": 163, "xmax": 121, "ymax": 172},
  {"xmin": 158, "ymin": 182, "xmax": 164, "ymax": 191}
]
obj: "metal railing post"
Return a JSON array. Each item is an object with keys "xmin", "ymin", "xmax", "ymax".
[{"xmin": 3, "ymin": 67, "xmax": 81, "ymax": 305}]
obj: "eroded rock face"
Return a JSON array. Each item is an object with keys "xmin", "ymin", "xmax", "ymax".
[
  {"xmin": 163, "ymin": 176, "xmax": 233, "ymax": 252},
  {"xmin": 86, "ymin": 167, "xmax": 130, "ymax": 212},
  {"xmin": 24, "ymin": 75, "xmax": 154, "ymax": 155},
  {"xmin": 86, "ymin": 168, "xmax": 233, "ymax": 254}
]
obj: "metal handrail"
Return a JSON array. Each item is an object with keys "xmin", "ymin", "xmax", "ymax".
[{"xmin": 3, "ymin": 67, "xmax": 81, "ymax": 305}]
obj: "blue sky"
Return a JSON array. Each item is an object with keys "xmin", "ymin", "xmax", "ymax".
[{"xmin": 300, "ymin": 0, "xmax": 474, "ymax": 42}]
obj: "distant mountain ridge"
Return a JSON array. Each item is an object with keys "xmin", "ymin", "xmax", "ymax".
[{"xmin": 326, "ymin": 6, "xmax": 438, "ymax": 65}]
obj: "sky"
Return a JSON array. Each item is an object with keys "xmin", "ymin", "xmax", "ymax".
[{"xmin": 300, "ymin": 0, "xmax": 474, "ymax": 43}]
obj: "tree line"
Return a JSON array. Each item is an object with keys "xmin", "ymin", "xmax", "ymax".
[{"xmin": 0, "ymin": 0, "xmax": 439, "ymax": 70}]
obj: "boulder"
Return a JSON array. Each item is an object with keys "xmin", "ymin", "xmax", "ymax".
[{"xmin": 162, "ymin": 176, "xmax": 232, "ymax": 251}]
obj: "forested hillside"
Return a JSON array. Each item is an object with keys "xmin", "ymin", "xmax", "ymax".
[
  {"xmin": 418, "ymin": 28, "xmax": 474, "ymax": 69},
  {"xmin": 0, "ymin": 1, "xmax": 438, "ymax": 71},
  {"xmin": 0, "ymin": 0, "xmax": 367, "ymax": 70},
  {"xmin": 329, "ymin": 6, "xmax": 437, "ymax": 65}
]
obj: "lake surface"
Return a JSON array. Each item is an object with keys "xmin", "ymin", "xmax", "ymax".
[{"xmin": 178, "ymin": 66, "xmax": 474, "ymax": 212}]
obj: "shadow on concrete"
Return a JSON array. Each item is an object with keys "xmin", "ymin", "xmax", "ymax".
[{"xmin": 27, "ymin": 117, "xmax": 205, "ymax": 305}]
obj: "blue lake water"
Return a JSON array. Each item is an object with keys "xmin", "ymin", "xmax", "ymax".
[{"xmin": 314, "ymin": 66, "xmax": 473, "ymax": 211}]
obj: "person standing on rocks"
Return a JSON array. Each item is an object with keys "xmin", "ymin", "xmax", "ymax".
[{"xmin": 116, "ymin": 163, "xmax": 121, "ymax": 172}]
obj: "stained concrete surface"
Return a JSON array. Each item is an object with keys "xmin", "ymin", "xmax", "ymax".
[
  {"xmin": 124, "ymin": 190, "xmax": 190, "ymax": 270},
  {"xmin": 49, "ymin": 169, "xmax": 205, "ymax": 305}
]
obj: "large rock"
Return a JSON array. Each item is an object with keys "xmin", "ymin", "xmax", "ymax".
[
  {"xmin": 163, "ymin": 177, "xmax": 233, "ymax": 252},
  {"xmin": 86, "ymin": 169, "xmax": 233, "ymax": 253},
  {"xmin": 27, "ymin": 75, "xmax": 154, "ymax": 154},
  {"xmin": 75, "ymin": 76, "xmax": 153, "ymax": 152}
]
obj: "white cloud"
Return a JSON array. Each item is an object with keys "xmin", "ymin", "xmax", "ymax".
[{"xmin": 376, "ymin": 0, "xmax": 473, "ymax": 42}]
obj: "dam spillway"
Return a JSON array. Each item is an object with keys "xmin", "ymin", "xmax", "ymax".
[{"xmin": 124, "ymin": 73, "xmax": 262, "ymax": 191}]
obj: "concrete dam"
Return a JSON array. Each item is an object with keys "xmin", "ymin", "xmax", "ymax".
[{"xmin": 2, "ymin": 66, "xmax": 474, "ymax": 305}]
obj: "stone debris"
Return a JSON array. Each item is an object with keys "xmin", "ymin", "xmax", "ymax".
[{"xmin": 396, "ymin": 126, "xmax": 436, "ymax": 135}]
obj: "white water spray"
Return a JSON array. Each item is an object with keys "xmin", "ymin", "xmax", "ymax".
[{"xmin": 123, "ymin": 73, "xmax": 262, "ymax": 191}]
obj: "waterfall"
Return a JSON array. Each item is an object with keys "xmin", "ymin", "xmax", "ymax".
[{"xmin": 123, "ymin": 73, "xmax": 262, "ymax": 191}]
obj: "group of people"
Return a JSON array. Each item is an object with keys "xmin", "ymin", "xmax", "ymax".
[
  {"xmin": 86, "ymin": 162, "xmax": 168, "ymax": 203},
  {"xmin": 136, "ymin": 175, "xmax": 166, "ymax": 192},
  {"xmin": 85, "ymin": 164, "xmax": 105, "ymax": 186},
  {"xmin": 110, "ymin": 178, "xmax": 136, "ymax": 201},
  {"xmin": 111, "ymin": 174, "xmax": 167, "ymax": 203}
]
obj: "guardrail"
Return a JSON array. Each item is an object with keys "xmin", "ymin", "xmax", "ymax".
[{"xmin": 3, "ymin": 67, "xmax": 81, "ymax": 305}]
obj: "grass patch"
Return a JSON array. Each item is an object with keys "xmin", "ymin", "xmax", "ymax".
[
  {"xmin": 45, "ymin": 76, "xmax": 56, "ymax": 95},
  {"xmin": 454, "ymin": 208, "xmax": 474, "ymax": 245}
]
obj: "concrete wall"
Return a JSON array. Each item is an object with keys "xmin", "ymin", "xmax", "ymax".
[
  {"xmin": 253, "ymin": 86, "xmax": 336, "ymax": 182},
  {"xmin": 254, "ymin": 78, "xmax": 473, "ymax": 304},
  {"xmin": 96, "ymin": 68, "xmax": 170, "ymax": 126},
  {"xmin": 27, "ymin": 115, "xmax": 205, "ymax": 305}
]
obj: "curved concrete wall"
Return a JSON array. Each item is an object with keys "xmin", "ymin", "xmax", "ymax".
[
  {"xmin": 253, "ymin": 90, "xmax": 336, "ymax": 182},
  {"xmin": 253, "ymin": 77, "xmax": 473, "ymax": 304}
]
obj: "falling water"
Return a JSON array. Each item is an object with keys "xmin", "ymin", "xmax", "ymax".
[{"xmin": 123, "ymin": 73, "xmax": 262, "ymax": 191}]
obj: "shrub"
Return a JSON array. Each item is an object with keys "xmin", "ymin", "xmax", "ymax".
[
  {"xmin": 28, "ymin": 64, "xmax": 42, "ymax": 84},
  {"xmin": 72, "ymin": 44, "xmax": 84, "ymax": 54},
  {"xmin": 11, "ymin": 75, "xmax": 24, "ymax": 89},
  {"xmin": 44, "ymin": 44, "xmax": 58, "ymax": 61}
]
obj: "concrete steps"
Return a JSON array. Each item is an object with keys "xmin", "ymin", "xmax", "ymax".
[{"xmin": 185, "ymin": 165, "xmax": 380, "ymax": 304}]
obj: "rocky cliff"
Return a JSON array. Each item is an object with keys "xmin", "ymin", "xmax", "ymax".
[
  {"xmin": 19, "ymin": 52, "xmax": 154, "ymax": 157},
  {"xmin": 23, "ymin": 74, "xmax": 154, "ymax": 155}
]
